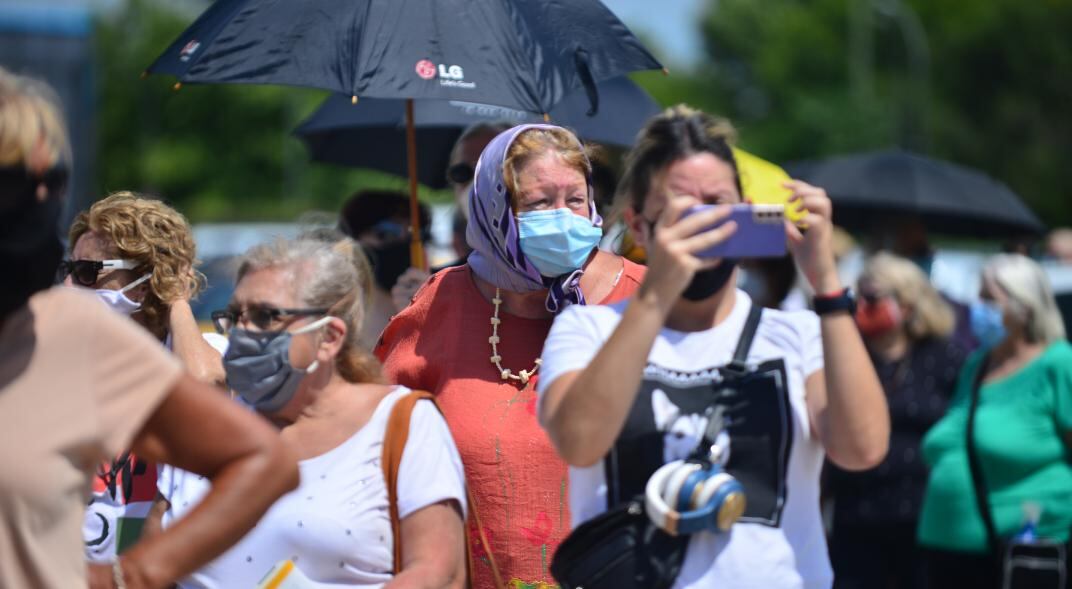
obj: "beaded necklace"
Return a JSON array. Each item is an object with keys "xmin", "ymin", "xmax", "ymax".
[{"xmin": 488, "ymin": 288, "xmax": 541, "ymax": 385}]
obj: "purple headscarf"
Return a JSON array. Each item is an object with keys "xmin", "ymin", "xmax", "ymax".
[{"xmin": 466, "ymin": 124, "xmax": 603, "ymax": 313}]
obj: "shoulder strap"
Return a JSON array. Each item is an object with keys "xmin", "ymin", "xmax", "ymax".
[
  {"xmin": 964, "ymin": 355, "xmax": 1001, "ymax": 551},
  {"xmin": 380, "ymin": 389, "xmax": 504, "ymax": 588},
  {"xmin": 382, "ymin": 389, "xmax": 431, "ymax": 572},
  {"xmin": 726, "ymin": 303, "xmax": 764, "ymax": 373}
]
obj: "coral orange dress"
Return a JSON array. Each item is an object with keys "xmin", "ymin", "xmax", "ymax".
[{"xmin": 376, "ymin": 262, "xmax": 644, "ymax": 589}]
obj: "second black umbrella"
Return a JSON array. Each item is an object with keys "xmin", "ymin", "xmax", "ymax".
[
  {"xmin": 294, "ymin": 77, "xmax": 662, "ymax": 189},
  {"xmin": 786, "ymin": 149, "xmax": 1044, "ymax": 238}
]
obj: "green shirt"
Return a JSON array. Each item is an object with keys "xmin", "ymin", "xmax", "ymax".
[{"xmin": 918, "ymin": 340, "xmax": 1072, "ymax": 553}]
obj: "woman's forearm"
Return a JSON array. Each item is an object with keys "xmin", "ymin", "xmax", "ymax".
[
  {"xmin": 543, "ymin": 290, "xmax": 669, "ymax": 467},
  {"xmin": 168, "ymin": 300, "xmax": 225, "ymax": 386},
  {"xmin": 815, "ymin": 313, "xmax": 890, "ymax": 470},
  {"xmin": 118, "ymin": 441, "xmax": 297, "ymax": 587},
  {"xmin": 384, "ymin": 502, "xmax": 466, "ymax": 589},
  {"xmin": 115, "ymin": 376, "xmax": 299, "ymax": 588}
]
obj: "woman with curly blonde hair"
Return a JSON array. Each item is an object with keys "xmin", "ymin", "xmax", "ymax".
[
  {"xmin": 66, "ymin": 191, "xmax": 223, "ymax": 376},
  {"xmin": 63, "ymin": 191, "xmax": 232, "ymax": 570},
  {"xmin": 825, "ymin": 251, "xmax": 968, "ymax": 589}
]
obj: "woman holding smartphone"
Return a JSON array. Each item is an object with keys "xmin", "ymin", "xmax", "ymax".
[{"xmin": 537, "ymin": 105, "xmax": 889, "ymax": 588}]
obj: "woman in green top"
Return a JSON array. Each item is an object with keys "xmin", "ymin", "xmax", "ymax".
[{"xmin": 918, "ymin": 254, "xmax": 1072, "ymax": 588}]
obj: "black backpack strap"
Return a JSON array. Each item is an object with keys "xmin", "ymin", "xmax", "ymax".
[
  {"xmin": 725, "ymin": 303, "xmax": 764, "ymax": 374},
  {"xmin": 965, "ymin": 354, "xmax": 1001, "ymax": 552},
  {"xmin": 605, "ymin": 445, "xmax": 621, "ymax": 508}
]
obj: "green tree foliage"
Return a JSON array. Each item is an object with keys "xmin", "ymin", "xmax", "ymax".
[
  {"xmin": 94, "ymin": 0, "xmax": 443, "ymax": 223},
  {"xmin": 636, "ymin": 0, "xmax": 1072, "ymax": 227}
]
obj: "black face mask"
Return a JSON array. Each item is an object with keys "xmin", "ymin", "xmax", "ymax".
[
  {"xmin": 370, "ymin": 240, "xmax": 412, "ymax": 291},
  {"xmin": 681, "ymin": 259, "xmax": 738, "ymax": 301},
  {"xmin": 0, "ymin": 186, "xmax": 64, "ymax": 318}
]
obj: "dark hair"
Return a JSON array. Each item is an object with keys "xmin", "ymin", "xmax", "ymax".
[
  {"xmin": 455, "ymin": 121, "xmax": 515, "ymax": 153},
  {"xmin": 589, "ymin": 149, "xmax": 618, "ymax": 214},
  {"xmin": 338, "ymin": 189, "xmax": 431, "ymax": 242},
  {"xmin": 616, "ymin": 105, "xmax": 742, "ymax": 214}
]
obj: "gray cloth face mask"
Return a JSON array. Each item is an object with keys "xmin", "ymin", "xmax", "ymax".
[{"xmin": 223, "ymin": 316, "xmax": 331, "ymax": 412}]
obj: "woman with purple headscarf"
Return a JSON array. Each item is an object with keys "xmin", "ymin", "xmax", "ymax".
[{"xmin": 376, "ymin": 124, "xmax": 645, "ymax": 589}]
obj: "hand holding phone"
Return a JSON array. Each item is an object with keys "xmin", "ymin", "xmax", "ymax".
[{"xmin": 682, "ymin": 204, "xmax": 787, "ymax": 259}]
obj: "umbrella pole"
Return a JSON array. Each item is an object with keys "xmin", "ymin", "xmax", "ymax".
[{"xmin": 405, "ymin": 98, "xmax": 427, "ymax": 271}]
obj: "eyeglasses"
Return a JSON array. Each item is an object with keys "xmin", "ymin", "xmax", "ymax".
[
  {"xmin": 369, "ymin": 220, "xmax": 408, "ymax": 241},
  {"xmin": 57, "ymin": 259, "xmax": 140, "ymax": 287},
  {"xmin": 211, "ymin": 306, "xmax": 330, "ymax": 334},
  {"xmin": 447, "ymin": 162, "xmax": 475, "ymax": 186}
]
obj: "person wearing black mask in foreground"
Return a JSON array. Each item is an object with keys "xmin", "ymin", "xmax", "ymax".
[
  {"xmin": 538, "ymin": 105, "xmax": 889, "ymax": 588},
  {"xmin": 339, "ymin": 189, "xmax": 430, "ymax": 348},
  {"xmin": 0, "ymin": 66, "xmax": 298, "ymax": 589}
]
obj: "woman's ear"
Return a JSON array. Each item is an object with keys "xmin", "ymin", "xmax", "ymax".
[
  {"xmin": 624, "ymin": 207, "xmax": 648, "ymax": 250},
  {"xmin": 320, "ymin": 317, "xmax": 348, "ymax": 359}
]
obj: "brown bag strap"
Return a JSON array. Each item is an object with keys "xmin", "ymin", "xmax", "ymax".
[
  {"xmin": 381, "ymin": 389, "xmax": 430, "ymax": 572},
  {"xmin": 381, "ymin": 389, "xmax": 504, "ymax": 588}
]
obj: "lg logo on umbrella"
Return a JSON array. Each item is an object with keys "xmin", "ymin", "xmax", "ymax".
[
  {"xmin": 415, "ymin": 60, "xmax": 437, "ymax": 79},
  {"xmin": 415, "ymin": 59, "xmax": 476, "ymax": 89}
]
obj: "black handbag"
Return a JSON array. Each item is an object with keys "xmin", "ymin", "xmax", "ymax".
[
  {"xmin": 549, "ymin": 498, "xmax": 689, "ymax": 589},
  {"xmin": 965, "ymin": 356, "xmax": 1069, "ymax": 589}
]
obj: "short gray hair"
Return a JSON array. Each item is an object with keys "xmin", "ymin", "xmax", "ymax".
[{"xmin": 983, "ymin": 254, "xmax": 1066, "ymax": 344}]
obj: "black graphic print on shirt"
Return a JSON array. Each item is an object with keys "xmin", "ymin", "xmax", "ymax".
[{"xmin": 605, "ymin": 358, "xmax": 794, "ymax": 527}]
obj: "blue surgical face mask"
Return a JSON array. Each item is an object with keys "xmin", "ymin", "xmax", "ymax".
[
  {"xmin": 970, "ymin": 300, "xmax": 1007, "ymax": 348},
  {"xmin": 222, "ymin": 316, "xmax": 332, "ymax": 412},
  {"xmin": 516, "ymin": 208, "xmax": 602, "ymax": 278}
]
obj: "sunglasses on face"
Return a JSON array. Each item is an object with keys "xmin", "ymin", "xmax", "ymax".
[
  {"xmin": 57, "ymin": 259, "xmax": 139, "ymax": 287},
  {"xmin": 211, "ymin": 306, "xmax": 329, "ymax": 334},
  {"xmin": 447, "ymin": 162, "xmax": 475, "ymax": 186},
  {"xmin": 369, "ymin": 220, "xmax": 408, "ymax": 241}
]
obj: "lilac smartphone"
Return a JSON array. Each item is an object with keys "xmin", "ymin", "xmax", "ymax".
[{"xmin": 683, "ymin": 203, "xmax": 787, "ymax": 259}]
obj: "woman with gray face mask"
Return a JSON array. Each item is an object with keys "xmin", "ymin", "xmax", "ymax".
[{"xmin": 162, "ymin": 237, "xmax": 468, "ymax": 588}]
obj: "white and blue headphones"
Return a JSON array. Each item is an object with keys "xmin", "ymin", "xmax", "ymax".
[{"xmin": 644, "ymin": 412, "xmax": 746, "ymax": 536}]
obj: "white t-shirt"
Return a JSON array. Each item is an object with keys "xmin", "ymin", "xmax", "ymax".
[
  {"xmin": 164, "ymin": 386, "xmax": 466, "ymax": 589},
  {"xmin": 538, "ymin": 290, "xmax": 832, "ymax": 589}
]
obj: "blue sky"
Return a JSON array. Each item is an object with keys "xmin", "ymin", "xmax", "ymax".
[{"xmin": 602, "ymin": 0, "xmax": 707, "ymax": 70}]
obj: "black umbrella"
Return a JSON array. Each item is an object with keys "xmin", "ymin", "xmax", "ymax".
[
  {"xmin": 786, "ymin": 149, "xmax": 1044, "ymax": 237},
  {"xmin": 146, "ymin": 0, "xmax": 662, "ymax": 268},
  {"xmin": 294, "ymin": 76, "xmax": 661, "ymax": 189}
]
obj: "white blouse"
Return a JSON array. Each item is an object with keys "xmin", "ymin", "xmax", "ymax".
[{"xmin": 162, "ymin": 386, "xmax": 466, "ymax": 588}]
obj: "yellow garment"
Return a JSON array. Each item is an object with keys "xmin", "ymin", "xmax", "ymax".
[{"xmin": 733, "ymin": 148, "xmax": 804, "ymax": 224}]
